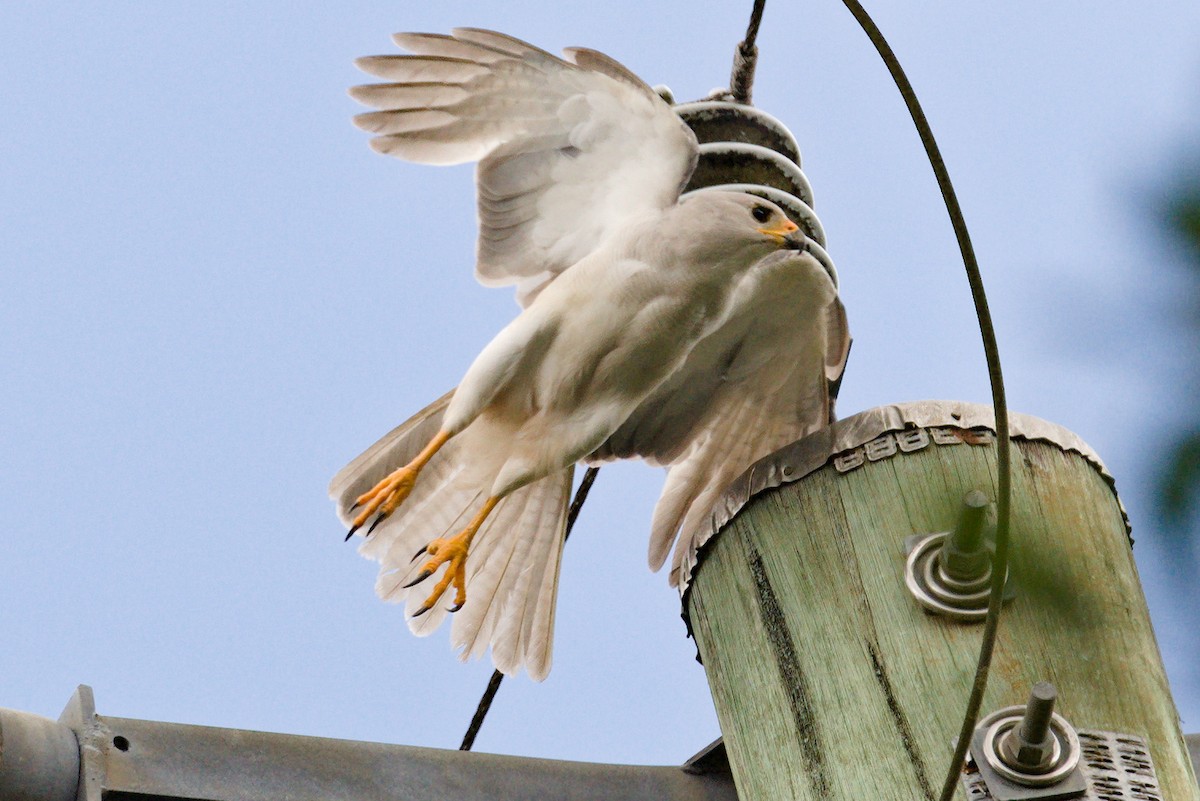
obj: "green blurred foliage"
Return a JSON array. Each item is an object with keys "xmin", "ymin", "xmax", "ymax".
[
  {"xmin": 1167, "ymin": 185, "xmax": 1200, "ymax": 248},
  {"xmin": 1158, "ymin": 177, "xmax": 1200, "ymax": 531},
  {"xmin": 1161, "ymin": 433, "xmax": 1200, "ymax": 526}
]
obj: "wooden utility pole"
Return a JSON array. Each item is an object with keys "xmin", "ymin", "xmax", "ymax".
[{"xmin": 682, "ymin": 400, "xmax": 1199, "ymax": 800}]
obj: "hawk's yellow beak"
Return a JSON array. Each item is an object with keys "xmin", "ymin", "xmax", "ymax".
[{"xmin": 757, "ymin": 217, "xmax": 800, "ymax": 244}]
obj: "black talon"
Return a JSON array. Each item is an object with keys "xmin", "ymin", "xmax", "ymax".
[
  {"xmin": 402, "ymin": 569, "xmax": 433, "ymax": 589},
  {"xmin": 366, "ymin": 511, "xmax": 389, "ymax": 536},
  {"xmin": 349, "ymin": 500, "xmax": 361, "ymax": 512},
  {"xmin": 410, "ymin": 544, "xmax": 428, "ymax": 563},
  {"xmin": 449, "ymin": 602, "xmax": 463, "ymax": 613},
  {"xmin": 344, "ymin": 523, "xmax": 361, "ymax": 542},
  {"xmin": 412, "ymin": 604, "xmax": 432, "ymax": 618}
]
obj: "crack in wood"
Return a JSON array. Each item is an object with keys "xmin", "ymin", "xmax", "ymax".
[
  {"xmin": 867, "ymin": 640, "xmax": 936, "ymax": 801},
  {"xmin": 745, "ymin": 541, "xmax": 831, "ymax": 797}
]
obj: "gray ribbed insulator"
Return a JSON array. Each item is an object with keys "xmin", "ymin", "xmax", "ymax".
[{"xmin": 674, "ymin": 100, "xmax": 837, "ymax": 289}]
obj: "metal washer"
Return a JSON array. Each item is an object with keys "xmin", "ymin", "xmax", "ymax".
[
  {"xmin": 904, "ymin": 531, "xmax": 999, "ymax": 621},
  {"xmin": 978, "ymin": 706, "xmax": 1082, "ymax": 788}
]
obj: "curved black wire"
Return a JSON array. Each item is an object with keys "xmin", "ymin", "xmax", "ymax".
[
  {"xmin": 459, "ymin": 466, "xmax": 601, "ymax": 751},
  {"xmin": 837, "ymin": 3, "xmax": 1013, "ymax": 800}
]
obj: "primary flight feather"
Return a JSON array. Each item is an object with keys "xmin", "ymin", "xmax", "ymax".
[{"xmin": 330, "ymin": 29, "xmax": 850, "ymax": 680}]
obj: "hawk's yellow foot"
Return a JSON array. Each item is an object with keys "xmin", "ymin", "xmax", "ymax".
[
  {"xmin": 406, "ymin": 496, "xmax": 501, "ymax": 615},
  {"xmin": 345, "ymin": 430, "xmax": 452, "ymax": 539}
]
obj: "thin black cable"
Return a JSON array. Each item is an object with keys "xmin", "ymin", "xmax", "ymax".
[
  {"xmin": 459, "ymin": 466, "xmax": 601, "ymax": 751},
  {"xmin": 730, "ymin": 0, "xmax": 767, "ymax": 104},
  {"xmin": 458, "ymin": 669, "xmax": 503, "ymax": 752},
  {"xmin": 836, "ymin": 3, "xmax": 1013, "ymax": 800}
]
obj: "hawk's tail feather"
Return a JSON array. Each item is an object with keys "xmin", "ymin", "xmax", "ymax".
[
  {"xmin": 330, "ymin": 391, "xmax": 572, "ymax": 681},
  {"xmin": 453, "ymin": 467, "xmax": 572, "ymax": 681}
]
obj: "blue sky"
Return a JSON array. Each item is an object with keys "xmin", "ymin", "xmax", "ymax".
[{"xmin": 3, "ymin": 1, "xmax": 1199, "ymax": 768}]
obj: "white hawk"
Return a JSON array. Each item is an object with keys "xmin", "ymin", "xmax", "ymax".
[{"xmin": 330, "ymin": 29, "xmax": 850, "ymax": 680}]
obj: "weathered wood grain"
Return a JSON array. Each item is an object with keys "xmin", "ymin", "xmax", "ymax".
[{"xmin": 688, "ymin": 430, "xmax": 1198, "ymax": 800}]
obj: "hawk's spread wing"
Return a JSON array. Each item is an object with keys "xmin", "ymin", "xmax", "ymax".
[{"xmin": 351, "ymin": 29, "xmax": 699, "ymax": 305}]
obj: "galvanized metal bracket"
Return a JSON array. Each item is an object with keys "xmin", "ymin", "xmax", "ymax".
[
  {"xmin": 963, "ymin": 686, "xmax": 1163, "ymax": 801},
  {"xmin": 963, "ymin": 729, "xmax": 1163, "ymax": 801},
  {"xmin": 1, "ymin": 686, "xmax": 737, "ymax": 801},
  {"xmin": 967, "ymin": 703, "xmax": 1086, "ymax": 800},
  {"xmin": 58, "ymin": 684, "xmax": 103, "ymax": 801}
]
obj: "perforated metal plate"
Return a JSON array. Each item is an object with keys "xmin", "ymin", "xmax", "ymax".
[
  {"xmin": 1076, "ymin": 731, "xmax": 1163, "ymax": 801},
  {"xmin": 962, "ymin": 730, "xmax": 1162, "ymax": 801}
]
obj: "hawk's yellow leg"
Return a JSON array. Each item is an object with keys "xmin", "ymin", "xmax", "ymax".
[
  {"xmin": 348, "ymin": 429, "xmax": 452, "ymax": 534},
  {"xmin": 407, "ymin": 496, "xmax": 501, "ymax": 614}
]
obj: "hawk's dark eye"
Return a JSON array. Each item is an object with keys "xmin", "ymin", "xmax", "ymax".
[{"xmin": 751, "ymin": 205, "xmax": 772, "ymax": 223}]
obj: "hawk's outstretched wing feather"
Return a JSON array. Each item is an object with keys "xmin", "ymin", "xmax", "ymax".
[{"xmin": 351, "ymin": 29, "xmax": 698, "ymax": 305}]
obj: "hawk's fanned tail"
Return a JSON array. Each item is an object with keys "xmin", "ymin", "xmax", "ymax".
[{"xmin": 330, "ymin": 393, "xmax": 573, "ymax": 680}]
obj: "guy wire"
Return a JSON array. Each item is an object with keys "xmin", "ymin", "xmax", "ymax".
[
  {"xmin": 836, "ymin": 3, "xmax": 1014, "ymax": 800},
  {"xmin": 460, "ymin": 467, "xmax": 600, "ymax": 751}
]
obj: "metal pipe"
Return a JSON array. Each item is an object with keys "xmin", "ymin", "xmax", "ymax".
[{"xmin": 0, "ymin": 708, "xmax": 79, "ymax": 801}]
